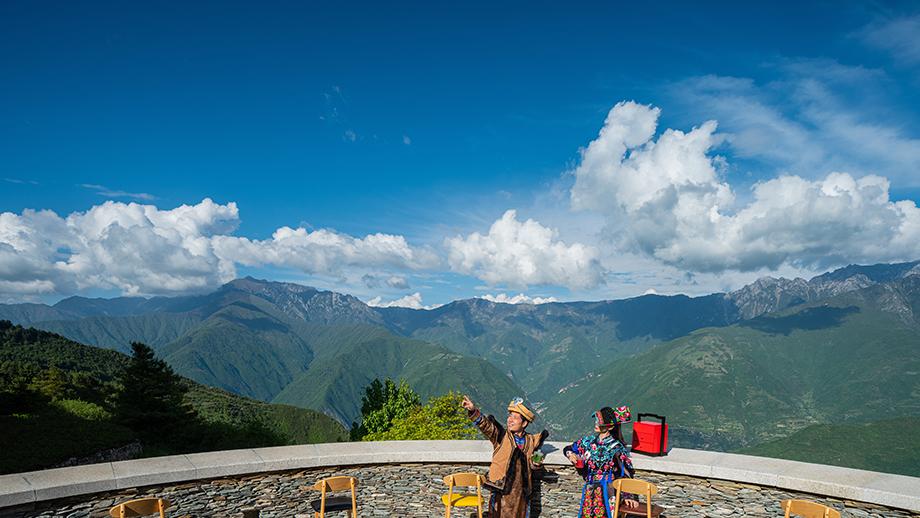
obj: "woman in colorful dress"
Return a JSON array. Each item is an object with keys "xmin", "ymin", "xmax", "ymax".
[{"xmin": 563, "ymin": 406, "xmax": 638, "ymax": 518}]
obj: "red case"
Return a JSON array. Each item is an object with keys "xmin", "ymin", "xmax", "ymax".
[{"xmin": 631, "ymin": 413, "xmax": 668, "ymax": 456}]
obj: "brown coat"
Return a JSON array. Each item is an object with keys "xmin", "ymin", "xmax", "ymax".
[{"xmin": 470, "ymin": 409, "xmax": 549, "ymax": 518}]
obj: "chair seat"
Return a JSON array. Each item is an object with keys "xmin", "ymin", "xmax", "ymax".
[
  {"xmin": 618, "ymin": 503, "xmax": 664, "ymax": 517},
  {"xmin": 441, "ymin": 494, "xmax": 483, "ymax": 507},
  {"xmin": 310, "ymin": 496, "xmax": 354, "ymax": 512}
]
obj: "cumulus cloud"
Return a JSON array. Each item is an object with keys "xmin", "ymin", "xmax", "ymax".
[
  {"xmin": 212, "ymin": 229, "xmax": 438, "ymax": 277},
  {"xmin": 479, "ymin": 293, "xmax": 558, "ymax": 305},
  {"xmin": 0, "ymin": 199, "xmax": 237, "ymax": 296},
  {"xmin": 446, "ymin": 210, "xmax": 604, "ymax": 289},
  {"xmin": 570, "ymin": 101, "xmax": 920, "ymax": 273},
  {"xmin": 366, "ymin": 292, "xmax": 439, "ymax": 310},
  {"xmin": 0, "ymin": 199, "xmax": 438, "ymax": 296}
]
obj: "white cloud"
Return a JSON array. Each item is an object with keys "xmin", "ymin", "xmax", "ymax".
[
  {"xmin": 859, "ymin": 14, "xmax": 920, "ymax": 65},
  {"xmin": 0, "ymin": 199, "xmax": 439, "ymax": 297},
  {"xmin": 479, "ymin": 293, "xmax": 558, "ymax": 305},
  {"xmin": 0, "ymin": 199, "xmax": 237, "ymax": 296},
  {"xmin": 402, "ymin": 135, "xmax": 412, "ymax": 145},
  {"xmin": 366, "ymin": 292, "xmax": 439, "ymax": 310},
  {"xmin": 80, "ymin": 183, "xmax": 157, "ymax": 201},
  {"xmin": 360, "ymin": 274, "xmax": 411, "ymax": 290},
  {"xmin": 570, "ymin": 101, "xmax": 920, "ymax": 273},
  {"xmin": 212, "ymin": 228, "xmax": 438, "ymax": 276},
  {"xmin": 446, "ymin": 210, "xmax": 604, "ymax": 289},
  {"xmin": 4, "ymin": 178, "xmax": 39, "ymax": 185},
  {"xmin": 670, "ymin": 66, "xmax": 920, "ymax": 185},
  {"xmin": 386, "ymin": 275, "xmax": 410, "ymax": 289}
]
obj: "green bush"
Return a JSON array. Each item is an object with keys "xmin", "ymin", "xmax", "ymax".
[
  {"xmin": 52, "ymin": 399, "xmax": 111, "ymax": 421},
  {"xmin": 364, "ymin": 392, "xmax": 478, "ymax": 441},
  {"xmin": 350, "ymin": 378, "xmax": 421, "ymax": 440}
]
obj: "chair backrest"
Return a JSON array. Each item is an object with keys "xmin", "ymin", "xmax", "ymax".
[
  {"xmin": 108, "ymin": 497, "xmax": 170, "ymax": 518},
  {"xmin": 312, "ymin": 476, "xmax": 358, "ymax": 517},
  {"xmin": 612, "ymin": 478, "xmax": 657, "ymax": 518},
  {"xmin": 443, "ymin": 473, "xmax": 484, "ymax": 488},
  {"xmin": 312, "ymin": 476, "xmax": 357, "ymax": 492},
  {"xmin": 782, "ymin": 499, "xmax": 842, "ymax": 518},
  {"xmin": 612, "ymin": 478, "xmax": 658, "ymax": 497}
]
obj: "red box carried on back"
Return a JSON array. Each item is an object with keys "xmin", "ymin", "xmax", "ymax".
[{"xmin": 631, "ymin": 413, "xmax": 669, "ymax": 456}]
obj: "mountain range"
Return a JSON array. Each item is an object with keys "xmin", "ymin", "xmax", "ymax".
[{"xmin": 2, "ymin": 260, "xmax": 918, "ymax": 455}]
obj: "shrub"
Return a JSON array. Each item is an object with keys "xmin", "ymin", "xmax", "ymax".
[
  {"xmin": 52, "ymin": 399, "xmax": 111, "ymax": 421},
  {"xmin": 364, "ymin": 392, "xmax": 478, "ymax": 441}
]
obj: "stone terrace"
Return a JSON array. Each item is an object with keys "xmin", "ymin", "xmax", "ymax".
[{"xmin": 1, "ymin": 442, "xmax": 918, "ymax": 517}]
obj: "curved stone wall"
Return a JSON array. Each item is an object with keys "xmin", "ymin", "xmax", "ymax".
[{"xmin": 1, "ymin": 441, "xmax": 918, "ymax": 516}]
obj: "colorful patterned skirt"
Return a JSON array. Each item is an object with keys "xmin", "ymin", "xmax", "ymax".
[{"xmin": 578, "ymin": 483, "xmax": 612, "ymax": 518}]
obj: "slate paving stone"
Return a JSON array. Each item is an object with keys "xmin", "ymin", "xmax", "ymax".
[{"xmin": 2, "ymin": 464, "xmax": 918, "ymax": 517}]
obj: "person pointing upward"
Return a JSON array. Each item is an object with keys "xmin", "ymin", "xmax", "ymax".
[{"xmin": 462, "ymin": 394, "xmax": 548, "ymax": 517}]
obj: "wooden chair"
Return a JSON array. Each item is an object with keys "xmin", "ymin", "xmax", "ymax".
[
  {"xmin": 108, "ymin": 497, "xmax": 171, "ymax": 518},
  {"xmin": 441, "ymin": 472, "xmax": 485, "ymax": 518},
  {"xmin": 782, "ymin": 499, "xmax": 842, "ymax": 518},
  {"xmin": 611, "ymin": 478, "xmax": 664, "ymax": 518},
  {"xmin": 310, "ymin": 476, "xmax": 358, "ymax": 517}
]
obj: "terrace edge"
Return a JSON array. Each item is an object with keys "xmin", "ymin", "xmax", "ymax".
[{"xmin": 1, "ymin": 441, "xmax": 917, "ymax": 512}]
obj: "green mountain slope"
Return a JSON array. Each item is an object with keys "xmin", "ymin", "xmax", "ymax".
[
  {"xmin": 377, "ymin": 294, "xmax": 738, "ymax": 402},
  {"xmin": 737, "ymin": 417, "xmax": 920, "ymax": 477},
  {"xmin": 0, "ymin": 303, "xmax": 74, "ymax": 326},
  {"xmin": 543, "ymin": 278, "xmax": 920, "ymax": 448},
  {"xmin": 35, "ymin": 312, "xmax": 202, "ymax": 353},
  {"xmin": 162, "ymin": 301, "xmax": 314, "ymax": 401},
  {"xmin": 273, "ymin": 333, "xmax": 526, "ymax": 427},
  {"xmin": 0, "ymin": 322, "xmax": 345, "ymax": 473}
]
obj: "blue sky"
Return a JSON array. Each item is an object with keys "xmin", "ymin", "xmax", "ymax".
[{"xmin": 2, "ymin": 1, "xmax": 920, "ymax": 307}]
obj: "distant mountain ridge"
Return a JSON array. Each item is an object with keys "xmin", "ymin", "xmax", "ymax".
[
  {"xmin": 1, "ymin": 260, "xmax": 918, "ymax": 442},
  {"xmin": 544, "ymin": 273, "xmax": 920, "ymax": 448},
  {"xmin": 725, "ymin": 260, "xmax": 920, "ymax": 319}
]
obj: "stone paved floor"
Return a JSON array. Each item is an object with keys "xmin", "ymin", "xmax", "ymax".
[{"xmin": 2, "ymin": 464, "xmax": 918, "ymax": 518}]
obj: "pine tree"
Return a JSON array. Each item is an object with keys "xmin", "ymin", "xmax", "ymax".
[{"xmin": 114, "ymin": 342, "xmax": 194, "ymax": 439}]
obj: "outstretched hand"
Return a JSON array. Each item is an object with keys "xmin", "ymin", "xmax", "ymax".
[
  {"xmin": 623, "ymin": 499, "xmax": 640, "ymax": 510},
  {"xmin": 461, "ymin": 395, "xmax": 476, "ymax": 412},
  {"xmin": 565, "ymin": 451, "xmax": 580, "ymax": 465}
]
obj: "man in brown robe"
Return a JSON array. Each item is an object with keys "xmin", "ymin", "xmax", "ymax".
[{"xmin": 462, "ymin": 395, "xmax": 549, "ymax": 518}]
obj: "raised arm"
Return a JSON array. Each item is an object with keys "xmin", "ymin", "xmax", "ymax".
[{"xmin": 462, "ymin": 395, "xmax": 503, "ymax": 445}]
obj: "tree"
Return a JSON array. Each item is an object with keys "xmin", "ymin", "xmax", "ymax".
[
  {"xmin": 364, "ymin": 392, "xmax": 478, "ymax": 441},
  {"xmin": 30, "ymin": 366, "xmax": 70, "ymax": 401},
  {"xmin": 114, "ymin": 342, "xmax": 194, "ymax": 438},
  {"xmin": 350, "ymin": 378, "xmax": 420, "ymax": 440}
]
